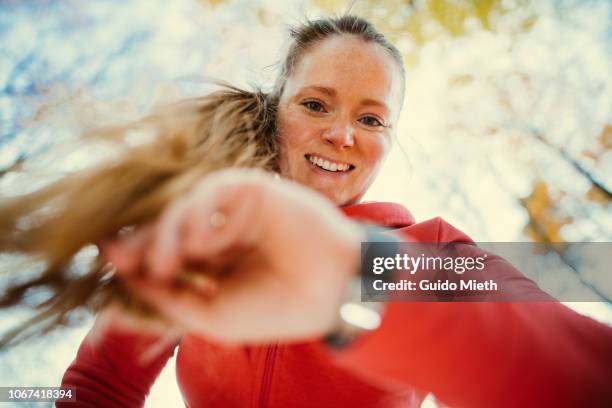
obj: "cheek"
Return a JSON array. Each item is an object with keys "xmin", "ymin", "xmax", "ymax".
[
  {"xmin": 277, "ymin": 112, "xmax": 308, "ymax": 174},
  {"xmin": 360, "ymin": 136, "xmax": 389, "ymax": 175},
  {"xmin": 278, "ymin": 112, "xmax": 315, "ymax": 160}
]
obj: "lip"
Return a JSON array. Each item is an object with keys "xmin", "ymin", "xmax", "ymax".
[
  {"xmin": 304, "ymin": 154, "xmax": 355, "ymax": 177},
  {"xmin": 305, "ymin": 153, "xmax": 355, "ymax": 171}
]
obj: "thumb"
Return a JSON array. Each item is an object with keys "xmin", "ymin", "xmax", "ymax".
[{"xmin": 96, "ymin": 224, "xmax": 154, "ymax": 277}]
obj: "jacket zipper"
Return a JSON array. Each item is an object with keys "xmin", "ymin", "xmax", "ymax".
[{"xmin": 258, "ymin": 343, "xmax": 278, "ymax": 408}]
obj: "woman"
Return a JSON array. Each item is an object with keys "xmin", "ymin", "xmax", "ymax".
[
  {"xmin": 58, "ymin": 15, "xmax": 612, "ymax": 408},
  {"xmin": 2, "ymin": 15, "xmax": 610, "ymax": 408}
]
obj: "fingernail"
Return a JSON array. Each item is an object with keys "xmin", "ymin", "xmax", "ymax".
[{"xmin": 148, "ymin": 240, "xmax": 177, "ymax": 282}]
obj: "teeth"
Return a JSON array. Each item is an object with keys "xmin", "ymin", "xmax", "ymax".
[{"xmin": 307, "ymin": 155, "xmax": 351, "ymax": 172}]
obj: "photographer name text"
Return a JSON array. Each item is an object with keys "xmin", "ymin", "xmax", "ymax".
[{"xmin": 372, "ymin": 279, "xmax": 498, "ymax": 292}]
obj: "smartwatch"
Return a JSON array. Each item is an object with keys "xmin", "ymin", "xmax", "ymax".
[{"xmin": 324, "ymin": 224, "xmax": 401, "ymax": 349}]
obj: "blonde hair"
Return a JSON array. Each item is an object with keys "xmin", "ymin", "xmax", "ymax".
[{"xmin": 0, "ymin": 84, "xmax": 277, "ymax": 347}]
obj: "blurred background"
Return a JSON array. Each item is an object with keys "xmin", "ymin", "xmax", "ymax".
[{"xmin": 0, "ymin": 0, "xmax": 610, "ymax": 406}]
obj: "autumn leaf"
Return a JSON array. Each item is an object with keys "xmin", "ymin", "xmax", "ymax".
[
  {"xmin": 586, "ymin": 185, "xmax": 611, "ymax": 205},
  {"xmin": 520, "ymin": 181, "xmax": 572, "ymax": 243}
]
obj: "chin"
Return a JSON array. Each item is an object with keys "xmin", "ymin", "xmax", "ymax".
[
  {"xmin": 298, "ymin": 176, "xmax": 361, "ymax": 206},
  {"xmin": 339, "ymin": 196, "xmax": 360, "ymax": 207},
  {"xmin": 319, "ymin": 190, "xmax": 361, "ymax": 207},
  {"xmin": 311, "ymin": 189, "xmax": 343, "ymax": 206}
]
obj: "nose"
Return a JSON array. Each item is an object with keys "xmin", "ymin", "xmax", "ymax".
[{"xmin": 322, "ymin": 120, "xmax": 355, "ymax": 150}]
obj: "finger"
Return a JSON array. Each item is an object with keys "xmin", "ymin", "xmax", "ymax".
[
  {"xmin": 92, "ymin": 301, "xmax": 174, "ymax": 337},
  {"xmin": 181, "ymin": 184, "xmax": 263, "ymax": 263},
  {"xmin": 145, "ymin": 197, "xmax": 190, "ymax": 282},
  {"xmin": 179, "ymin": 180, "xmax": 239, "ymax": 261},
  {"xmin": 97, "ymin": 224, "xmax": 153, "ymax": 277},
  {"xmin": 123, "ymin": 278, "xmax": 224, "ymax": 340},
  {"xmin": 180, "ymin": 202, "xmax": 223, "ymax": 262},
  {"xmin": 175, "ymin": 270, "xmax": 219, "ymax": 297}
]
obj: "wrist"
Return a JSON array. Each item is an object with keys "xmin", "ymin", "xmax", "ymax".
[
  {"xmin": 324, "ymin": 224, "xmax": 398, "ymax": 349},
  {"xmin": 324, "ymin": 276, "xmax": 385, "ymax": 349}
]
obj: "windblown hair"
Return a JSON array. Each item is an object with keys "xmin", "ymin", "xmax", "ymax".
[
  {"xmin": 0, "ymin": 14, "xmax": 404, "ymax": 347},
  {"xmin": 0, "ymin": 85, "xmax": 277, "ymax": 347}
]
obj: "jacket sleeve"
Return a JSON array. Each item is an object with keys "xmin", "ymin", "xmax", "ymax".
[
  {"xmin": 56, "ymin": 322, "xmax": 178, "ymax": 408},
  {"xmin": 331, "ymin": 217, "xmax": 612, "ymax": 408}
]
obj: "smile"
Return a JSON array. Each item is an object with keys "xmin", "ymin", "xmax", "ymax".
[{"xmin": 305, "ymin": 154, "xmax": 355, "ymax": 172}]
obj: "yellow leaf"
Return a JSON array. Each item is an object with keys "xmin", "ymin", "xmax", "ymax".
[
  {"xmin": 521, "ymin": 181, "xmax": 570, "ymax": 243},
  {"xmin": 586, "ymin": 186, "xmax": 611, "ymax": 205}
]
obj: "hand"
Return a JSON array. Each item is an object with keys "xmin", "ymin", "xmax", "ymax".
[
  {"xmin": 101, "ymin": 169, "xmax": 364, "ymax": 344},
  {"xmin": 90, "ymin": 301, "xmax": 183, "ymax": 365}
]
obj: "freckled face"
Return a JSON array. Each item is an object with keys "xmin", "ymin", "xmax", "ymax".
[{"xmin": 277, "ymin": 35, "xmax": 404, "ymax": 206}]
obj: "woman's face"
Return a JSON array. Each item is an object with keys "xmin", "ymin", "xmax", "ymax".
[{"xmin": 277, "ymin": 35, "xmax": 404, "ymax": 206}]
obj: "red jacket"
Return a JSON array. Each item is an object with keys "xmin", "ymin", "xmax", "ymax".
[{"xmin": 58, "ymin": 202, "xmax": 612, "ymax": 407}]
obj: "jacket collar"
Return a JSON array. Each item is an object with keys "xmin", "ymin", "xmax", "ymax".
[{"xmin": 339, "ymin": 201, "xmax": 415, "ymax": 228}]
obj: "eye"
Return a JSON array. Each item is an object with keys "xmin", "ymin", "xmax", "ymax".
[
  {"xmin": 359, "ymin": 115, "xmax": 385, "ymax": 128},
  {"xmin": 300, "ymin": 100, "xmax": 327, "ymax": 113}
]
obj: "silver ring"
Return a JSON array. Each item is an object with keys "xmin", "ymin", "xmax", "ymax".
[{"xmin": 209, "ymin": 211, "xmax": 227, "ymax": 228}]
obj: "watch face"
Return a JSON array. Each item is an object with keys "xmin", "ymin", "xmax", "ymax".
[
  {"xmin": 325, "ymin": 277, "xmax": 384, "ymax": 350},
  {"xmin": 340, "ymin": 301, "xmax": 383, "ymax": 331}
]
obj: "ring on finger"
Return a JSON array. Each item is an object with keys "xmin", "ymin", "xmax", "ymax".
[{"xmin": 209, "ymin": 210, "xmax": 227, "ymax": 229}]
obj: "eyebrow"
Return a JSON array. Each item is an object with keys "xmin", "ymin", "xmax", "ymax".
[
  {"xmin": 302, "ymin": 85, "xmax": 336, "ymax": 97},
  {"xmin": 299, "ymin": 85, "xmax": 389, "ymax": 114}
]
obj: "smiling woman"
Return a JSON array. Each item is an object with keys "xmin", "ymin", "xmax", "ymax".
[
  {"xmin": 277, "ymin": 34, "xmax": 405, "ymax": 205},
  {"xmin": 1, "ymin": 11, "xmax": 612, "ymax": 408}
]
